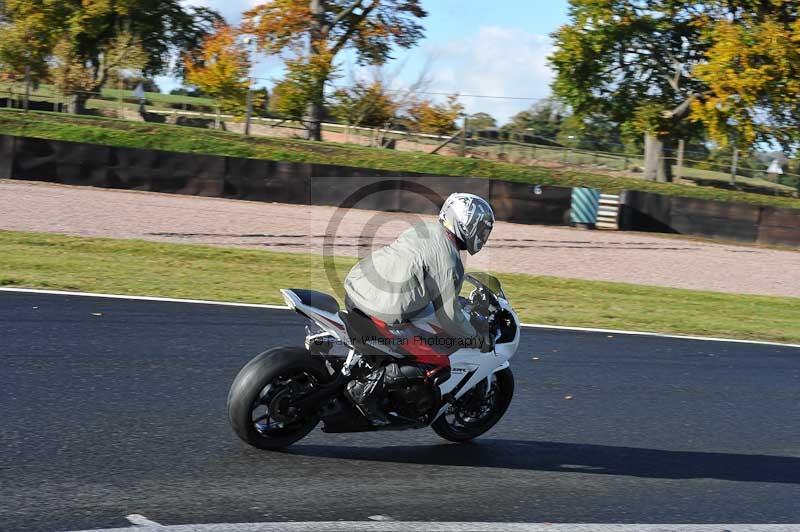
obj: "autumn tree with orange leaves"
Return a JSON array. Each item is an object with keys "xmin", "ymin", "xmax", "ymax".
[
  {"xmin": 185, "ymin": 24, "xmax": 253, "ymax": 114},
  {"xmin": 243, "ymin": 0, "xmax": 427, "ymax": 140}
]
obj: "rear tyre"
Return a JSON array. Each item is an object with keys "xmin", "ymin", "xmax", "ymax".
[
  {"xmin": 227, "ymin": 346, "xmax": 330, "ymax": 450},
  {"xmin": 432, "ymin": 368, "xmax": 514, "ymax": 443}
]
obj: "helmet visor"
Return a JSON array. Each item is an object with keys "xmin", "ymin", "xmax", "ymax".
[{"xmin": 470, "ymin": 221, "xmax": 493, "ymax": 254}]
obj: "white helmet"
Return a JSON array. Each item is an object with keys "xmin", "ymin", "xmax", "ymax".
[{"xmin": 438, "ymin": 193, "xmax": 495, "ymax": 255}]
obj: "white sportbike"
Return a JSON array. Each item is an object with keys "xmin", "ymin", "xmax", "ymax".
[{"xmin": 227, "ymin": 273, "xmax": 519, "ymax": 450}]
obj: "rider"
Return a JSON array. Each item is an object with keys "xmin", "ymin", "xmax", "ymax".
[
  {"xmin": 342, "ymin": 192, "xmax": 496, "ymax": 425},
  {"xmin": 344, "ymin": 192, "xmax": 497, "ymax": 355}
]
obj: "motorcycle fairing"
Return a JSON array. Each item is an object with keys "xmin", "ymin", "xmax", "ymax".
[{"xmin": 281, "ymin": 289, "xmax": 346, "ymax": 341}]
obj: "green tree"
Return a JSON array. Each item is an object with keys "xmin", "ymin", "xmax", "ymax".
[
  {"xmin": 51, "ymin": 29, "xmax": 149, "ymax": 111},
  {"xmin": 329, "ymin": 80, "xmax": 398, "ymax": 128},
  {"xmin": 0, "ymin": 1, "xmax": 69, "ymax": 84},
  {"xmin": 467, "ymin": 112, "xmax": 497, "ymax": 131},
  {"xmin": 0, "ymin": 0, "xmax": 220, "ymax": 113},
  {"xmin": 503, "ymin": 99, "xmax": 563, "ymax": 140},
  {"xmin": 244, "ymin": 0, "xmax": 427, "ymax": 141},
  {"xmin": 269, "ymin": 52, "xmax": 338, "ymax": 121},
  {"xmin": 550, "ymin": 1, "xmax": 800, "ymax": 182}
]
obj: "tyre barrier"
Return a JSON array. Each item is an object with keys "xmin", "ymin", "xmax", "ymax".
[
  {"xmin": 619, "ymin": 190, "xmax": 800, "ymax": 247},
  {"xmin": 0, "ymin": 134, "xmax": 571, "ymax": 226}
]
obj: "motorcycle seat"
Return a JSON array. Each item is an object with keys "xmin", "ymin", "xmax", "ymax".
[{"xmin": 284, "ymin": 289, "xmax": 340, "ymax": 315}]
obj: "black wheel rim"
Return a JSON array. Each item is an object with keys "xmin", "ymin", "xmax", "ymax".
[
  {"xmin": 250, "ymin": 371, "xmax": 318, "ymax": 436},
  {"xmin": 442, "ymin": 375, "xmax": 499, "ymax": 434}
]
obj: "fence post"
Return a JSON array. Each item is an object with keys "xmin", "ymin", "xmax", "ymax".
[
  {"xmin": 730, "ymin": 146, "xmax": 739, "ymax": 184},
  {"xmin": 23, "ymin": 66, "xmax": 30, "ymax": 112},
  {"xmin": 459, "ymin": 116, "xmax": 468, "ymax": 157},
  {"xmin": 676, "ymin": 139, "xmax": 685, "ymax": 180}
]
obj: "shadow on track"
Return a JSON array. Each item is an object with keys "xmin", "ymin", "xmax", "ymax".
[{"xmin": 288, "ymin": 439, "xmax": 800, "ymax": 484}]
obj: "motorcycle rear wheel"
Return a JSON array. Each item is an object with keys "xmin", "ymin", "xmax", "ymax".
[
  {"xmin": 227, "ymin": 346, "xmax": 330, "ymax": 450},
  {"xmin": 431, "ymin": 368, "xmax": 514, "ymax": 443}
]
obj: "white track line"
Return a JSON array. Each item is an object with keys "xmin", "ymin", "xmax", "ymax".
[
  {"xmin": 65, "ymin": 521, "xmax": 800, "ymax": 532},
  {"xmin": 2, "ymin": 287, "xmax": 799, "ymax": 349},
  {"xmin": 0, "ymin": 287, "xmax": 288, "ymax": 310},
  {"xmin": 125, "ymin": 514, "xmax": 163, "ymax": 527},
  {"xmin": 517, "ymin": 322, "xmax": 800, "ymax": 348}
]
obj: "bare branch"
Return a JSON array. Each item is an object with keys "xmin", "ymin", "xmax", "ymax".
[
  {"xmin": 328, "ymin": 0, "xmax": 365, "ymax": 31},
  {"xmin": 331, "ymin": 0, "xmax": 378, "ymax": 55},
  {"xmin": 662, "ymin": 94, "xmax": 696, "ymax": 119}
]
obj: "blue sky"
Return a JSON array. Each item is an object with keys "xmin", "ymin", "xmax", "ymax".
[{"xmin": 168, "ymin": 0, "xmax": 570, "ymax": 123}]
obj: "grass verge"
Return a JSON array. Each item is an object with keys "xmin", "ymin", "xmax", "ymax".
[
  {"xmin": 2, "ymin": 230, "xmax": 798, "ymax": 344},
  {"xmin": 1, "ymin": 109, "xmax": 799, "ymax": 209}
]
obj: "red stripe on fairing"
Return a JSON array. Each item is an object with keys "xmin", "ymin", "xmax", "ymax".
[{"xmin": 370, "ymin": 317, "xmax": 451, "ymax": 369}]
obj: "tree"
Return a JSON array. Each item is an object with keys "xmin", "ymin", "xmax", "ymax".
[
  {"xmin": 691, "ymin": 9, "xmax": 800, "ymax": 153},
  {"xmin": 243, "ymin": 0, "xmax": 427, "ymax": 140},
  {"xmin": 184, "ymin": 24, "xmax": 252, "ymax": 114},
  {"xmin": 550, "ymin": 1, "xmax": 800, "ymax": 182},
  {"xmin": 503, "ymin": 99, "xmax": 564, "ymax": 140},
  {"xmin": 550, "ymin": 1, "xmax": 705, "ymax": 181},
  {"xmin": 329, "ymin": 80, "xmax": 398, "ymax": 128},
  {"xmin": 406, "ymin": 95, "xmax": 463, "ymax": 136},
  {"xmin": 51, "ymin": 29, "xmax": 149, "ymax": 111},
  {"xmin": 0, "ymin": 1, "xmax": 69, "ymax": 84},
  {"xmin": 269, "ymin": 52, "xmax": 337, "ymax": 121},
  {"xmin": 467, "ymin": 112, "xmax": 497, "ymax": 131},
  {"xmin": 0, "ymin": 0, "xmax": 221, "ymax": 113}
]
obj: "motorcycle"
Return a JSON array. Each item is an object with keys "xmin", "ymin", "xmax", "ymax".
[{"xmin": 227, "ymin": 272, "xmax": 520, "ymax": 450}]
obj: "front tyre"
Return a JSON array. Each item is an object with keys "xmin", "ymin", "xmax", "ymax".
[
  {"xmin": 432, "ymin": 368, "xmax": 514, "ymax": 443},
  {"xmin": 227, "ymin": 346, "xmax": 329, "ymax": 450}
]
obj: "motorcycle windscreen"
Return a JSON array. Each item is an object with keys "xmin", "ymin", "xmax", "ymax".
[{"xmin": 465, "ymin": 272, "xmax": 506, "ymax": 299}]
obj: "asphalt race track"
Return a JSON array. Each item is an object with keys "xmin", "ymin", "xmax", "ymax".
[{"xmin": 2, "ymin": 291, "xmax": 800, "ymax": 531}]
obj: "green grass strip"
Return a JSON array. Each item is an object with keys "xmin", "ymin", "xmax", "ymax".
[{"xmin": 2, "ymin": 230, "xmax": 798, "ymax": 344}]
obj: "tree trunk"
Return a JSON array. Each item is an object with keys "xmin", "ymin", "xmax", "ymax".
[
  {"xmin": 306, "ymin": 98, "xmax": 323, "ymax": 141},
  {"xmin": 70, "ymin": 92, "xmax": 90, "ymax": 115},
  {"xmin": 306, "ymin": 0, "xmax": 325, "ymax": 141},
  {"xmin": 643, "ymin": 133, "xmax": 672, "ymax": 182}
]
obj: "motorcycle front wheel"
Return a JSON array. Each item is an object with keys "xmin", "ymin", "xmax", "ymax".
[
  {"xmin": 431, "ymin": 367, "xmax": 514, "ymax": 443},
  {"xmin": 227, "ymin": 346, "xmax": 330, "ymax": 450}
]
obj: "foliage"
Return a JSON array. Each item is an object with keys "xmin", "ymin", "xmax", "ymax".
[
  {"xmin": 0, "ymin": 0, "xmax": 69, "ymax": 82},
  {"xmin": 329, "ymin": 80, "xmax": 398, "ymax": 127},
  {"xmin": 243, "ymin": 0, "xmax": 427, "ymax": 138},
  {"xmin": 406, "ymin": 95, "xmax": 463, "ymax": 135},
  {"xmin": 557, "ymin": 114, "xmax": 630, "ymax": 153},
  {"xmin": 120, "ymin": 77, "xmax": 160, "ymax": 92},
  {"xmin": 550, "ymin": 0, "xmax": 800, "ymax": 156},
  {"xmin": 0, "ymin": 0, "xmax": 220, "ymax": 99},
  {"xmin": 503, "ymin": 99, "xmax": 564, "ymax": 139},
  {"xmin": 467, "ymin": 112, "xmax": 497, "ymax": 131},
  {"xmin": 243, "ymin": 0, "xmax": 426, "ymax": 62},
  {"xmin": 184, "ymin": 24, "xmax": 252, "ymax": 114},
  {"xmin": 269, "ymin": 50, "xmax": 338, "ymax": 120},
  {"xmin": 691, "ymin": 10, "xmax": 800, "ymax": 151},
  {"xmin": 51, "ymin": 30, "xmax": 148, "ymax": 96}
]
